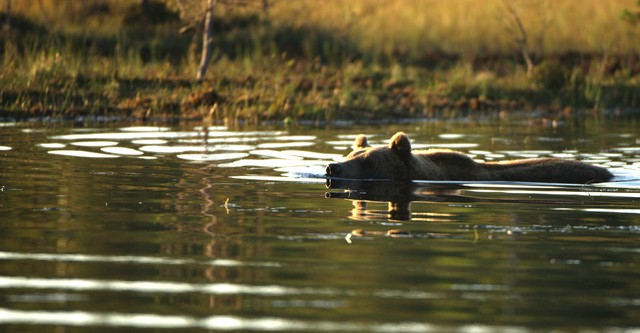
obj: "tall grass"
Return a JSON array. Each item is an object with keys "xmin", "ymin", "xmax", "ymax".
[
  {"xmin": 265, "ymin": 0, "xmax": 639, "ymax": 61},
  {"xmin": 11, "ymin": 0, "xmax": 639, "ymax": 61}
]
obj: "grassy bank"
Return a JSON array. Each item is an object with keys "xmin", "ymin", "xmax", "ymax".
[{"xmin": 1, "ymin": 0, "xmax": 640, "ymax": 123}]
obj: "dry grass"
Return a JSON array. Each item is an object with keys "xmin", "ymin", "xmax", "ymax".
[
  {"xmin": 10, "ymin": 0, "xmax": 638, "ymax": 56},
  {"xmin": 265, "ymin": 0, "xmax": 638, "ymax": 57}
]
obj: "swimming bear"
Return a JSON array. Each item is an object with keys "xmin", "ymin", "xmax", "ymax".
[{"xmin": 326, "ymin": 132, "xmax": 613, "ymax": 184}]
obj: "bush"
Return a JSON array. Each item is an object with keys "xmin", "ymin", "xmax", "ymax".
[{"xmin": 531, "ymin": 60, "xmax": 567, "ymax": 91}]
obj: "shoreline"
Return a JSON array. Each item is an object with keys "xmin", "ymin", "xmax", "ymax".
[{"xmin": 1, "ymin": 107, "xmax": 637, "ymax": 127}]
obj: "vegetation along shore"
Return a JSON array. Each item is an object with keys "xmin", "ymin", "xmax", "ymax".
[{"xmin": 1, "ymin": 0, "xmax": 640, "ymax": 124}]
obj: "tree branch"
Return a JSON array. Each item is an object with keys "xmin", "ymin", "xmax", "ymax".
[
  {"xmin": 502, "ymin": 0, "xmax": 534, "ymax": 77},
  {"xmin": 197, "ymin": 0, "xmax": 216, "ymax": 81}
]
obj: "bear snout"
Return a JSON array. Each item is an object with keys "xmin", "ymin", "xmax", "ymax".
[{"xmin": 326, "ymin": 163, "xmax": 342, "ymax": 177}]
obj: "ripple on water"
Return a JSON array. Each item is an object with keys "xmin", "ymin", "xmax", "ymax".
[
  {"xmin": 119, "ymin": 126, "xmax": 171, "ymax": 132},
  {"xmin": 47, "ymin": 150, "xmax": 119, "ymax": 158},
  {"xmin": 271, "ymin": 135, "xmax": 317, "ymax": 141},
  {"xmin": 51, "ymin": 131, "xmax": 199, "ymax": 141},
  {"xmin": 233, "ymin": 175, "xmax": 327, "ymax": 183},
  {"xmin": 70, "ymin": 141, "xmax": 119, "ymax": 147},
  {"xmin": 250, "ymin": 150, "xmax": 305, "ymax": 160},
  {"xmin": 220, "ymin": 159, "xmax": 328, "ymax": 168},
  {"xmin": 0, "ymin": 309, "xmax": 252, "ymax": 330},
  {"xmin": 550, "ymin": 153, "xmax": 576, "ymax": 159},
  {"xmin": 0, "ymin": 307, "xmax": 527, "ymax": 332},
  {"xmin": 138, "ymin": 145, "xmax": 206, "ymax": 153},
  {"xmin": 438, "ymin": 133, "xmax": 466, "ymax": 139},
  {"xmin": 37, "ymin": 143, "xmax": 66, "ymax": 148},
  {"xmin": 131, "ymin": 139, "xmax": 168, "ymax": 145},
  {"xmin": 177, "ymin": 153, "xmax": 249, "ymax": 161},
  {"xmin": 257, "ymin": 142, "xmax": 316, "ymax": 149},
  {"xmin": 100, "ymin": 147, "xmax": 144, "ymax": 156},
  {"xmin": 208, "ymin": 144, "xmax": 255, "ymax": 151},
  {"xmin": 0, "ymin": 276, "xmax": 300, "ymax": 296},
  {"xmin": 38, "ymin": 128, "xmax": 329, "ymax": 179},
  {"xmin": 204, "ymin": 137, "xmax": 261, "ymax": 144},
  {"xmin": 0, "ymin": 251, "xmax": 280, "ymax": 267},
  {"xmin": 554, "ymin": 207, "xmax": 640, "ymax": 215}
]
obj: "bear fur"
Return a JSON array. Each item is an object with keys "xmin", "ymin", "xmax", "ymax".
[{"xmin": 326, "ymin": 132, "xmax": 613, "ymax": 184}]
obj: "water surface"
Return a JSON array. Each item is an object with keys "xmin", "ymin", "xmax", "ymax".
[{"xmin": 1, "ymin": 117, "xmax": 639, "ymax": 332}]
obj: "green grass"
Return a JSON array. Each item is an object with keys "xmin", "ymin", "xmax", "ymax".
[{"xmin": 1, "ymin": 0, "xmax": 640, "ymax": 123}]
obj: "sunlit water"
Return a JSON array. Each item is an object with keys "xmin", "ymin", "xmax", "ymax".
[{"xmin": 1, "ymin": 117, "xmax": 639, "ymax": 332}]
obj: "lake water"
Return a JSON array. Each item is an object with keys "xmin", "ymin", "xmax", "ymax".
[{"xmin": 1, "ymin": 115, "xmax": 639, "ymax": 332}]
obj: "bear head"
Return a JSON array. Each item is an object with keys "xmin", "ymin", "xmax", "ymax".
[{"xmin": 326, "ymin": 132, "xmax": 413, "ymax": 180}]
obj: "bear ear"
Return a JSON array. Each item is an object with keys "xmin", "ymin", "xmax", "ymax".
[
  {"xmin": 389, "ymin": 132, "xmax": 411, "ymax": 156},
  {"xmin": 352, "ymin": 134, "xmax": 370, "ymax": 150}
]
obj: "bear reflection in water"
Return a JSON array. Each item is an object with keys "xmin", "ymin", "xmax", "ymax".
[
  {"xmin": 325, "ymin": 179, "xmax": 467, "ymax": 240},
  {"xmin": 325, "ymin": 178, "xmax": 464, "ymax": 221},
  {"xmin": 326, "ymin": 132, "xmax": 613, "ymax": 184}
]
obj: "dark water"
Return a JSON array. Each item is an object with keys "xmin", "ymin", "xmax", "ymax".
[{"xmin": 0, "ymin": 116, "xmax": 639, "ymax": 332}]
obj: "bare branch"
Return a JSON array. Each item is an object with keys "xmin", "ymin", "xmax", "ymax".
[
  {"xmin": 501, "ymin": 0, "xmax": 534, "ymax": 77},
  {"xmin": 197, "ymin": 0, "xmax": 216, "ymax": 81}
]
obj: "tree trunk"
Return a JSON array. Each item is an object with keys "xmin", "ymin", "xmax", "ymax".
[
  {"xmin": 3, "ymin": 0, "xmax": 11, "ymax": 31},
  {"xmin": 197, "ymin": 0, "xmax": 215, "ymax": 81}
]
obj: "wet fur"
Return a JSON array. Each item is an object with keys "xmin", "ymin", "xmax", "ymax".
[{"xmin": 326, "ymin": 132, "xmax": 613, "ymax": 184}]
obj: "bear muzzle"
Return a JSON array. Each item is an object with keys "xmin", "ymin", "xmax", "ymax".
[{"xmin": 326, "ymin": 163, "xmax": 342, "ymax": 177}]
